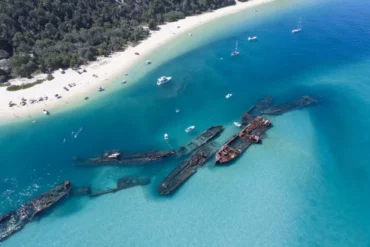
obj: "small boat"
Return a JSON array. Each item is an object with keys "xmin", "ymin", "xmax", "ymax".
[
  {"xmin": 84, "ymin": 97, "xmax": 89, "ymax": 100},
  {"xmin": 146, "ymin": 60, "xmax": 152, "ymax": 65},
  {"xmin": 125, "ymin": 73, "xmax": 128, "ymax": 76},
  {"xmin": 134, "ymin": 52, "xmax": 140, "ymax": 55},
  {"xmin": 292, "ymin": 18, "xmax": 302, "ymax": 33},
  {"xmin": 231, "ymin": 40, "xmax": 239, "ymax": 56},
  {"xmin": 97, "ymin": 87, "xmax": 104, "ymax": 92},
  {"xmin": 157, "ymin": 76, "xmax": 172, "ymax": 86},
  {"xmin": 185, "ymin": 126, "xmax": 195, "ymax": 133},
  {"xmin": 225, "ymin": 93, "xmax": 232, "ymax": 99},
  {"xmin": 188, "ymin": 33, "xmax": 192, "ymax": 36},
  {"xmin": 121, "ymin": 80, "xmax": 127, "ymax": 84},
  {"xmin": 43, "ymin": 109, "xmax": 49, "ymax": 115},
  {"xmin": 233, "ymin": 122, "xmax": 242, "ymax": 127},
  {"xmin": 175, "ymin": 109, "xmax": 180, "ymax": 113},
  {"xmin": 248, "ymin": 36, "xmax": 257, "ymax": 41},
  {"xmin": 164, "ymin": 134, "xmax": 169, "ymax": 140}
]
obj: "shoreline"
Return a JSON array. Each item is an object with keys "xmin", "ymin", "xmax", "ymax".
[{"xmin": 0, "ymin": 0, "xmax": 275, "ymax": 126}]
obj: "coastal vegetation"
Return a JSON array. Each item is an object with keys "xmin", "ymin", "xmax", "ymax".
[
  {"xmin": 6, "ymin": 79, "xmax": 45, "ymax": 91},
  {"xmin": 0, "ymin": 0, "xmax": 236, "ymax": 82}
]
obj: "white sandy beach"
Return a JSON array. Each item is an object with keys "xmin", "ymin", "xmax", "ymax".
[{"xmin": 0, "ymin": 0, "xmax": 275, "ymax": 125}]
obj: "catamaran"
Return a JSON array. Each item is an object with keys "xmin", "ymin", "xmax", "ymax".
[
  {"xmin": 157, "ymin": 76, "xmax": 172, "ymax": 86},
  {"xmin": 292, "ymin": 18, "xmax": 302, "ymax": 33},
  {"xmin": 185, "ymin": 126, "xmax": 195, "ymax": 133},
  {"xmin": 231, "ymin": 41, "xmax": 239, "ymax": 56}
]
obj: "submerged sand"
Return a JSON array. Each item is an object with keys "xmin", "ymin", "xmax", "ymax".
[{"xmin": 0, "ymin": 0, "xmax": 275, "ymax": 125}]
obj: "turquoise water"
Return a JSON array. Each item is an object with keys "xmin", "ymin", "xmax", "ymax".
[{"xmin": 2, "ymin": 0, "xmax": 370, "ymax": 246}]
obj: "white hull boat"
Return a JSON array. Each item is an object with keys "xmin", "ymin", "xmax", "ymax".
[
  {"xmin": 185, "ymin": 126, "xmax": 195, "ymax": 133},
  {"xmin": 225, "ymin": 94, "xmax": 232, "ymax": 99},
  {"xmin": 234, "ymin": 122, "xmax": 242, "ymax": 127},
  {"xmin": 157, "ymin": 76, "xmax": 172, "ymax": 86}
]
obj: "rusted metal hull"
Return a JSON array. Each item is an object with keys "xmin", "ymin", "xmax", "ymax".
[
  {"xmin": 0, "ymin": 182, "xmax": 71, "ymax": 242},
  {"xmin": 89, "ymin": 176, "xmax": 150, "ymax": 197},
  {"xmin": 158, "ymin": 142, "xmax": 219, "ymax": 195},
  {"xmin": 177, "ymin": 125, "xmax": 223, "ymax": 156},
  {"xmin": 75, "ymin": 150, "xmax": 175, "ymax": 166},
  {"xmin": 261, "ymin": 96, "xmax": 317, "ymax": 115},
  {"xmin": 216, "ymin": 117, "xmax": 271, "ymax": 165},
  {"xmin": 241, "ymin": 97, "xmax": 273, "ymax": 125}
]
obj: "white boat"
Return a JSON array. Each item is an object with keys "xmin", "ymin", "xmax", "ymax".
[
  {"xmin": 292, "ymin": 18, "xmax": 302, "ymax": 33},
  {"xmin": 185, "ymin": 126, "xmax": 195, "ymax": 133},
  {"xmin": 164, "ymin": 134, "xmax": 168, "ymax": 140},
  {"xmin": 43, "ymin": 109, "xmax": 49, "ymax": 115},
  {"xmin": 175, "ymin": 109, "xmax": 180, "ymax": 113},
  {"xmin": 248, "ymin": 36, "xmax": 257, "ymax": 41},
  {"xmin": 146, "ymin": 60, "xmax": 152, "ymax": 65},
  {"xmin": 234, "ymin": 122, "xmax": 242, "ymax": 127},
  {"xmin": 97, "ymin": 87, "xmax": 104, "ymax": 92},
  {"xmin": 121, "ymin": 80, "xmax": 127, "ymax": 84},
  {"xmin": 225, "ymin": 93, "xmax": 232, "ymax": 99},
  {"xmin": 231, "ymin": 40, "xmax": 239, "ymax": 56},
  {"xmin": 157, "ymin": 76, "xmax": 172, "ymax": 86}
]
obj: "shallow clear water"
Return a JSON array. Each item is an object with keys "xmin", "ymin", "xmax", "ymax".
[{"xmin": 1, "ymin": 0, "xmax": 370, "ymax": 246}]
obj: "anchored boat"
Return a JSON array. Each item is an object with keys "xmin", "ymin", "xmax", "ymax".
[
  {"xmin": 292, "ymin": 17, "xmax": 302, "ymax": 33},
  {"xmin": 185, "ymin": 126, "xmax": 195, "ymax": 133},
  {"xmin": 157, "ymin": 76, "xmax": 172, "ymax": 86},
  {"xmin": 231, "ymin": 40, "xmax": 240, "ymax": 56}
]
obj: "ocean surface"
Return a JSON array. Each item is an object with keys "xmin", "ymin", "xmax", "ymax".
[{"xmin": 1, "ymin": 0, "xmax": 370, "ymax": 246}]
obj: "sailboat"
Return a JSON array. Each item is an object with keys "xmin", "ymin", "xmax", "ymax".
[
  {"xmin": 292, "ymin": 18, "xmax": 302, "ymax": 33},
  {"xmin": 231, "ymin": 41, "xmax": 240, "ymax": 56}
]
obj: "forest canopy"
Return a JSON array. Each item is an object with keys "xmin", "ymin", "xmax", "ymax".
[{"xmin": 0, "ymin": 0, "xmax": 237, "ymax": 81}]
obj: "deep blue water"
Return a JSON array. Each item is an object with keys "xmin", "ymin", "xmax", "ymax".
[{"xmin": 1, "ymin": 0, "xmax": 370, "ymax": 246}]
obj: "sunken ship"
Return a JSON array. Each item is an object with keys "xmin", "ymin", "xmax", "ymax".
[
  {"xmin": 158, "ymin": 141, "xmax": 219, "ymax": 195},
  {"xmin": 215, "ymin": 116, "xmax": 271, "ymax": 165},
  {"xmin": 0, "ymin": 181, "xmax": 71, "ymax": 242},
  {"xmin": 177, "ymin": 125, "xmax": 223, "ymax": 156},
  {"xmin": 89, "ymin": 176, "xmax": 150, "ymax": 197},
  {"xmin": 261, "ymin": 96, "xmax": 317, "ymax": 115},
  {"xmin": 75, "ymin": 149, "xmax": 175, "ymax": 166}
]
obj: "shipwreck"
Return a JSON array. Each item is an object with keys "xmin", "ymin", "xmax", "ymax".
[
  {"xmin": 89, "ymin": 176, "xmax": 150, "ymax": 197},
  {"xmin": 261, "ymin": 96, "xmax": 317, "ymax": 115},
  {"xmin": 158, "ymin": 141, "xmax": 219, "ymax": 195},
  {"xmin": 75, "ymin": 149, "xmax": 175, "ymax": 166},
  {"xmin": 215, "ymin": 116, "xmax": 271, "ymax": 165},
  {"xmin": 0, "ymin": 181, "xmax": 71, "ymax": 242},
  {"xmin": 177, "ymin": 125, "xmax": 223, "ymax": 156}
]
